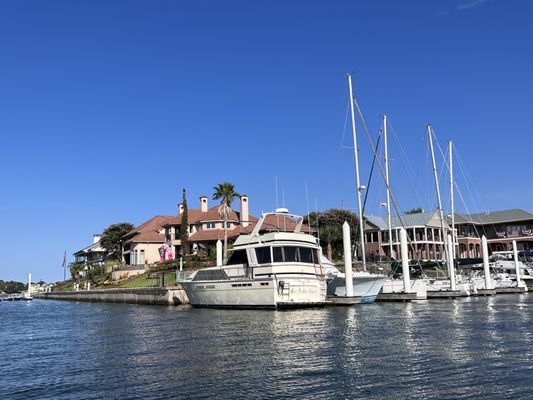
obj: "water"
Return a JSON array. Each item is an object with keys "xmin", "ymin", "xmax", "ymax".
[{"xmin": 1, "ymin": 296, "xmax": 533, "ymax": 399}]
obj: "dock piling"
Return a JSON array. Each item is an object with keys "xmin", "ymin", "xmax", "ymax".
[
  {"xmin": 343, "ymin": 221, "xmax": 354, "ymax": 297},
  {"xmin": 482, "ymin": 235, "xmax": 493, "ymax": 289},
  {"xmin": 400, "ymin": 228, "xmax": 411, "ymax": 293}
]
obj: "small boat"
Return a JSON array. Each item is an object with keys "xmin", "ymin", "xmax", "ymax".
[
  {"xmin": 322, "ymin": 255, "xmax": 387, "ymax": 303},
  {"xmin": 178, "ymin": 209, "xmax": 327, "ymax": 309}
]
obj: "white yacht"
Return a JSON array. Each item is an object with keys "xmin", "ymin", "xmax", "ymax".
[
  {"xmin": 178, "ymin": 209, "xmax": 327, "ymax": 309},
  {"xmin": 321, "ymin": 255, "xmax": 387, "ymax": 303}
]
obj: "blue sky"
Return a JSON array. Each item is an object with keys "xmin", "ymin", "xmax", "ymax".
[{"xmin": 1, "ymin": 0, "xmax": 532, "ymax": 282}]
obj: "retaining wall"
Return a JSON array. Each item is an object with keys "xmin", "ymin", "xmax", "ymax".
[{"xmin": 36, "ymin": 286, "xmax": 189, "ymax": 306}]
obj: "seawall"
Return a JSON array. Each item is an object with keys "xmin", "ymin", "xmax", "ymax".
[{"xmin": 35, "ymin": 286, "xmax": 189, "ymax": 306}]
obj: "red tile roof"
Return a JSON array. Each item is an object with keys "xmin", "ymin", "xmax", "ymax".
[
  {"xmin": 164, "ymin": 206, "xmax": 258, "ymax": 226},
  {"xmin": 189, "ymin": 227, "xmax": 242, "ymax": 242},
  {"xmin": 123, "ymin": 215, "xmax": 173, "ymax": 244}
]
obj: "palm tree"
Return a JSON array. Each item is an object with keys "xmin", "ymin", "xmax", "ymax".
[
  {"xmin": 320, "ymin": 225, "xmax": 342, "ymax": 261},
  {"xmin": 212, "ymin": 182, "xmax": 240, "ymax": 263}
]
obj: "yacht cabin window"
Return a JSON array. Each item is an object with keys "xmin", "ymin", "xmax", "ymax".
[
  {"xmin": 255, "ymin": 247, "xmax": 272, "ymax": 264},
  {"xmin": 226, "ymin": 249, "xmax": 249, "ymax": 266},
  {"xmin": 272, "ymin": 246, "xmax": 317, "ymax": 264}
]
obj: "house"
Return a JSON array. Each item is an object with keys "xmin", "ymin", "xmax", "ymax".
[
  {"xmin": 452, "ymin": 209, "xmax": 533, "ymax": 256},
  {"xmin": 162, "ymin": 194, "xmax": 258, "ymax": 255},
  {"xmin": 73, "ymin": 234, "xmax": 107, "ymax": 265},
  {"xmin": 121, "ymin": 215, "xmax": 174, "ymax": 266},
  {"xmin": 120, "ymin": 194, "xmax": 315, "ymax": 269},
  {"xmin": 364, "ymin": 210, "xmax": 451, "ymax": 261}
]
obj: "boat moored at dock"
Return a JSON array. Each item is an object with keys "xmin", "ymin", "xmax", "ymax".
[{"xmin": 178, "ymin": 209, "xmax": 327, "ymax": 309}]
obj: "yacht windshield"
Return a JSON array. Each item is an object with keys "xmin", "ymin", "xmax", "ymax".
[
  {"xmin": 272, "ymin": 246, "xmax": 318, "ymax": 264},
  {"xmin": 227, "ymin": 250, "xmax": 249, "ymax": 266}
]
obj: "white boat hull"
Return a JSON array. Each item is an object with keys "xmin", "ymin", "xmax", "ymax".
[
  {"xmin": 327, "ymin": 275, "xmax": 387, "ymax": 303},
  {"xmin": 381, "ymin": 279, "xmax": 428, "ymax": 300},
  {"xmin": 181, "ymin": 276, "xmax": 326, "ymax": 309}
]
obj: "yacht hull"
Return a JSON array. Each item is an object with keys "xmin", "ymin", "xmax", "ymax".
[
  {"xmin": 180, "ymin": 277, "xmax": 326, "ymax": 309},
  {"xmin": 327, "ymin": 275, "xmax": 387, "ymax": 303}
]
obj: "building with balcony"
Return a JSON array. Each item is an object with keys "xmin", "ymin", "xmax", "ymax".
[
  {"xmin": 364, "ymin": 210, "xmax": 451, "ymax": 261},
  {"xmin": 452, "ymin": 209, "xmax": 533, "ymax": 256},
  {"xmin": 73, "ymin": 234, "xmax": 107, "ymax": 265}
]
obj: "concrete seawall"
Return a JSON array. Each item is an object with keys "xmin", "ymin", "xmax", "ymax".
[{"xmin": 36, "ymin": 286, "xmax": 189, "ymax": 306}]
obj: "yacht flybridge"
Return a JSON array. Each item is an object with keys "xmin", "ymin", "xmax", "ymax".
[{"xmin": 178, "ymin": 209, "xmax": 327, "ymax": 309}]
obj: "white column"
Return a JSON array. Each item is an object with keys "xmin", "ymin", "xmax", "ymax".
[
  {"xmin": 216, "ymin": 240, "xmax": 223, "ymax": 266},
  {"xmin": 400, "ymin": 228, "xmax": 411, "ymax": 293},
  {"xmin": 447, "ymin": 235, "xmax": 457, "ymax": 291},
  {"xmin": 27, "ymin": 273, "xmax": 32, "ymax": 298},
  {"xmin": 343, "ymin": 221, "xmax": 354, "ymax": 297},
  {"xmin": 179, "ymin": 257, "xmax": 183, "ymax": 272},
  {"xmin": 512, "ymin": 240, "xmax": 525, "ymax": 289},
  {"xmin": 482, "ymin": 236, "xmax": 492, "ymax": 290}
]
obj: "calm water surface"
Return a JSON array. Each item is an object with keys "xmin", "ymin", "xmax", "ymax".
[{"xmin": 1, "ymin": 295, "xmax": 533, "ymax": 399}]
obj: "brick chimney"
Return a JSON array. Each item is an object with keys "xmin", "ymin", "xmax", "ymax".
[
  {"xmin": 240, "ymin": 194, "xmax": 249, "ymax": 227},
  {"xmin": 200, "ymin": 195, "xmax": 208, "ymax": 212},
  {"xmin": 178, "ymin": 203, "xmax": 184, "ymax": 215}
]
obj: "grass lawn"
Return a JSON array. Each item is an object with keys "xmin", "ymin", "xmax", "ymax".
[{"xmin": 116, "ymin": 271, "xmax": 176, "ymax": 288}]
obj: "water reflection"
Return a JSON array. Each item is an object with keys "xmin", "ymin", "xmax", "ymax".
[{"xmin": 1, "ymin": 296, "xmax": 533, "ymax": 399}]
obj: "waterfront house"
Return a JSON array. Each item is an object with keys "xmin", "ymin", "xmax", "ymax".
[
  {"xmin": 452, "ymin": 209, "xmax": 533, "ymax": 256},
  {"xmin": 364, "ymin": 210, "xmax": 451, "ymax": 261},
  {"xmin": 73, "ymin": 234, "xmax": 107, "ymax": 265},
  {"xmin": 121, "ymin": 215, "xmax": 174, "ymax": 266},
  {"xmin": 116, "ymin": 194, "xmax": 314, "ymax": 279}
]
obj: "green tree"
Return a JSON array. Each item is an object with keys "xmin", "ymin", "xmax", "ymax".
[
  {"xmin": 180, "ymin": 188, "xmax": 189, "ymax": 256},
  {"xmin": 304, "ymin": 208, "xmax": 359, "ymax": 261},
  {"xmin": 0, "ymin": 280, "xmax": 26, "ymax": 294},
  {"xmin": 69, "ymin": 262, "xmax": 85, "ymax": 279},
  {"xmin": 320, "ymin": 225, "xmax": 343, "ymax": 261},
  {"xmin": 100, "ymin": 222, "xmax": 134, "ymax": 261},
  {"xmin": 405, "ymin": 207, "xmax": 424, "ymax": 214},
  {"xmin": 212, "ymin": 182, "xmax": 240, "ymax": 263}
]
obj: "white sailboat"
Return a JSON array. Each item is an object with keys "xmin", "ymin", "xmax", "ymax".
[{"xmin": 322, "ymin": 74, "xmax": 387, "ymax": 303}]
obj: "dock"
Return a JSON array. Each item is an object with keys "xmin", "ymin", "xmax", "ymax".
[
  {"xmin": 472, "ymin": 289, "xmax": 496, "ymax": 296},
  {"xmin": 426, "ymin": 290, "xmax": 466, "ymax": 299},
  {"xmin": 325, "ymin": 296, "xmax": 362, "ymax": 306},
  {"xmin": 376, "ymin": 292, "xmax": 418, "ymax": 302},
  {"xmin": 495, "ymin": 287, "xmax": 527, "ymax": 294}
]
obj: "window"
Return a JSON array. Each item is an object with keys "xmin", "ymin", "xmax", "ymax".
[
  {"xmin": 299, "ymin": 247, "xmax": 314, "ymax": 263},
  {"xmin": 139, "ymin": 250, "xmax": 145, "ymax": 265},
  {"xmin": 284, "ymin": 246, "xmax": 298, "ymax": 262},
  {"xmin": 271, "ymin": 246, "xmax": 316, "ymax": 264},
  {"xmin": 255, "ymin": 247, "xmax": 271, "ymax": 264},
  {"xmin": 273, "ymin": 247, "xmax": 283, "ymax": 262},
  {"xmin": 206, "ymin": 222, "xmax": 216, "ymax": 229},
  {"xmin": 226, "ymin": 250, "xmax": 248, "ymax": 266}
]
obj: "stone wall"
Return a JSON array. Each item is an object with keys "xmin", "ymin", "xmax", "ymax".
[{"xmin": 36, "ymin": 287, "xmax": 189, "ymax": 306}]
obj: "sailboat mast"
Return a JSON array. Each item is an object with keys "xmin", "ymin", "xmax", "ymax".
[
  {"xmin": 347, "ymin": 74, "xmax": 367, "ymax": 271},
  {"xmin": 427, "ymin": 124, "xmax": 449, "ymax": 269},
  {"xmin": 449, "ymin": 141, "xmax": 456, "ymax": 259},
  {"xmin": 383, "ymin": 114, "xmax": 394, "ymax": 259}
]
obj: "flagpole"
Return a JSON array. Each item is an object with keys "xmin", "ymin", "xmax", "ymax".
[{"xmin": 63, "ymin": 250, "xmax": 66, "ymax": 281}]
